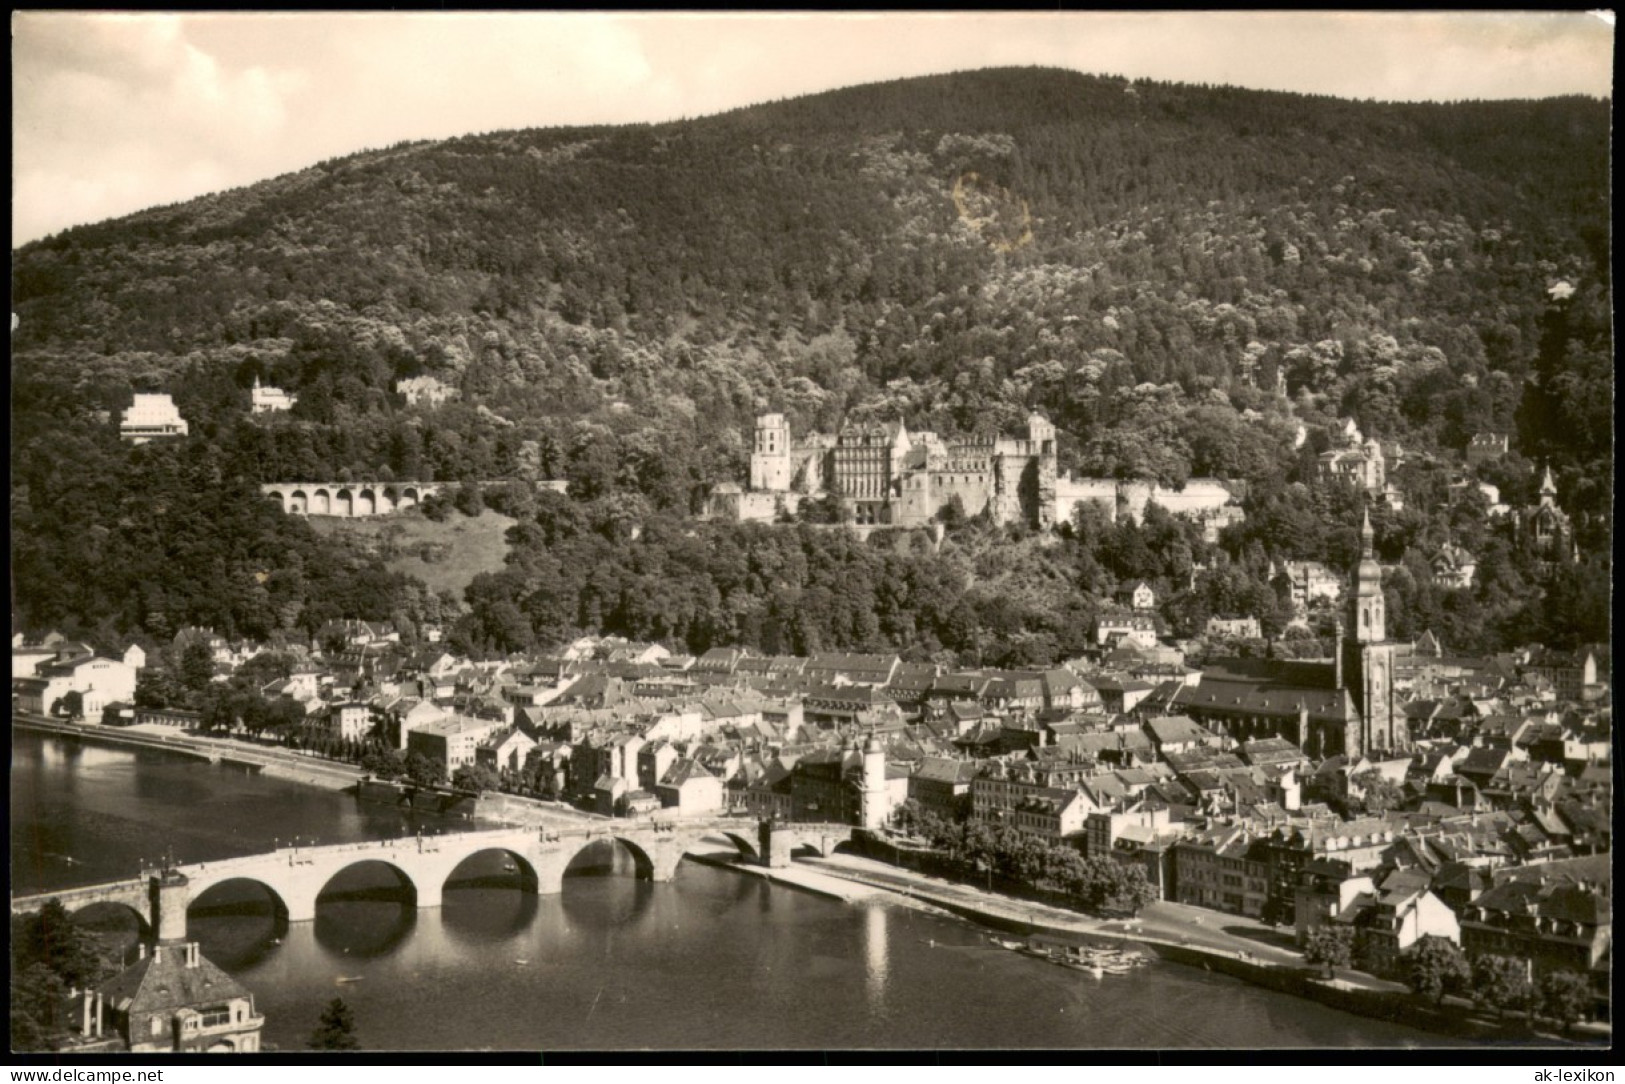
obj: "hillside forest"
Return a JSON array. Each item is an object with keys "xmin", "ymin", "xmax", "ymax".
[{"xmin": 9, "ymin": 69, "xmax": 1612, "ymax": 663}]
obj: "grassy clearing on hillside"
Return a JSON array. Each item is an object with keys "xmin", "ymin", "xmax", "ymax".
[{"xmin": 309, "ymin": 510, "xmax": 515, "ymax": 597}]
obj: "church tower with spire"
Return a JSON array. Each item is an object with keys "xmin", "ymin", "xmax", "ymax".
[{"xmin": 1342, "ymin": 509, "xmax": 1402, "ymax": 754}]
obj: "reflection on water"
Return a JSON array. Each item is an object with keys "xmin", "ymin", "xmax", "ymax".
[
  {"xmin": 189, "ymin": 904, "xmax": 288, "ymax": 971},
  {"xmin": 863, "ymin": 901, "xmax": 889, "ymax": 1015},
  {"xmin": 442, "ymin": 887, "xmax": 539, "ymax": 944},
  {"xmin": 559, "ymin": 875, "xmax": 655, "ymax": 930},
  {"xmin": 313, "ymin": 901, "xmax": 417, "ymax": 959}
]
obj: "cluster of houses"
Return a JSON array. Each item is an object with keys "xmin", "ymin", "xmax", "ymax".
[
  {"xmin": 13, "ymin": 413, "xmax": 1605, "ymax": 1023},
  {"xmin": 18, "ymin": 606, "xmax": 1606, "ymax": 1018}
]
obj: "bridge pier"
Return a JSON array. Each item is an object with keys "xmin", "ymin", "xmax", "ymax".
[
  {"xmin": 282, "ymin": 891, "xmax": 319, "ymax": 924},
  {"xmin": 647, "ymin": 839, "xmax": 687, "ymax": 883},
  {"xmin": 530, "ymin": 848, "xmax": 568, "ymax": 895}
]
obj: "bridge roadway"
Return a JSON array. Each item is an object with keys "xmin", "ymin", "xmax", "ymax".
[{"xmin": 12, "ymin": 819, "xmax": 848, "ymax": 933}]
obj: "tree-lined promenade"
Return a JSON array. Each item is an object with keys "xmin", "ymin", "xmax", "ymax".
[{"xmin": 891, "ymin": 799, "xmax": 1159, "ymax": 916}]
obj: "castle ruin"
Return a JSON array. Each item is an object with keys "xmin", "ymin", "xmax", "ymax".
[{"xmin": 728, "ymin": 412, "xmax": 1057, "ymax": 529}]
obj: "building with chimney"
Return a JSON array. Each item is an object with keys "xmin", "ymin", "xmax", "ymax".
[{"xmin": 71, "ymin": 868, "xmax": 264, "ymax": 1053}]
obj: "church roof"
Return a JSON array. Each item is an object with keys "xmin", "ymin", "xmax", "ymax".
[{"xmin": 1174, "ymin": 661, "xmax": 1354, "ymax": 723}]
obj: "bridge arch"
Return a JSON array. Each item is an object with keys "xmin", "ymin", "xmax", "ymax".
[
  {"xmin": 334, "ymin": 487, "xmax": 355, "ymax": 518},
  {"xmin": 288, "ymin": 489, "xmax": 308, "ymax": 514},
  {"xmin": 355, "ymin": 488, "xmax": 377, "ymax": 516},
  {"xmin": 399, "ymin": 486, "xmax": 420, "ymax": 509},
  {"xmin": 68, "ymin": 899, "xmax": 153, "ymax": 942},
  {"xmin": 561, "ymin": 835, "xmax": 659, "ymax": 881},
  {"xmin": 187, "ymin": 874, "xmax": 293, "ymax": 923},
  {"xmin": 718, "ymin": 832, "xmax": 759, "ymax": 859},
  {"xmin": 439, "ymin": 847, "xmax": 540, "ymax": 895},
  {"xmin": 310, "ymin": 488, "xmax": 331, "ymax": 515},
  {"xmin": 316, "ymin": 857, "xmax": 418, "ymax": 906}
]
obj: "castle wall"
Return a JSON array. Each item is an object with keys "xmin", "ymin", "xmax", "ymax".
[
  {"xmin": 929, "ymin": 470, "xmax": 994, "ymax": 521},
  {"xmin": 1117, "ymin": 482, "xmax": 1155, "ymax": 523},
  {"xmin": 789, "ymin": 447, "xmax": 828, "ymax": 495},
  {"xmin": 1055, "ymin": 477, "xmax": 1238, "ymax": 530},
  {"xmin": 893, "ymin": 474, "xmax": 938, "ymax": 529},
  {"xmin": 1055, "ymin": 477, "xmax": 1120, "ymax": 526},
  {"xmin": 1150, "ymin": 480, "xmax": 1234, "ymax": 516},
  {"xmin": 991, "ymin": 454, "xmax": 1026, "ymax": 527},
  {"xmin": 708, "ymin": 488, "xmax": 796, "ymax": 523}
]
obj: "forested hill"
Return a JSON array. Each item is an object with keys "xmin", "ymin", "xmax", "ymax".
[{"xmin": 10, "ymin": 68, "xmax": 1613, "ymax": 658}]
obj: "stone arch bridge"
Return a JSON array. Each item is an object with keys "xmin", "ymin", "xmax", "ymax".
[
  {"xmin": 261, "ymin": 482, "xmax": 444, "ymax": 518},
  {"xmin": 12, "ymin": 820, "xmax": 846, "ymax": 934}
]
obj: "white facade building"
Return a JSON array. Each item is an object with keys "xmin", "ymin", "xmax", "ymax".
[
  {"xmin": 250, "ymin": 376, "xmax": 297, "ymax": 414},
  {"xmin": 13, "ymin": 650, "xmax": 138, "ymax": 718},
  {"xmin": 120, "ymin": 394, "xmax": 189, "ymax": 443}
]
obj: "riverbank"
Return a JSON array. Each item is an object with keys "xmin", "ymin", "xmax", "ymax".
[
  {"xmin": 12, "ymin": 714, "xmax": 363, "ymax": 791},
  {"xmin": 685, "ymin": 850, "xmax": 885, "ymax": 904},
  {"xmin": 791, "ymin": 850, "xmax": 1605, "ymax": 1046}
]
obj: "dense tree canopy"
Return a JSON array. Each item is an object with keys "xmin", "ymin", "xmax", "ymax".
[{"xmin": 9, "ymin": 70, "xmax": 1610, "ymax": 661}]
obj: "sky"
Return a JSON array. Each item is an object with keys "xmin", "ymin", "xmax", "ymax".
[{"xmin": 11, "ymin": 11, "xmax": 1615, "ymax": 246}]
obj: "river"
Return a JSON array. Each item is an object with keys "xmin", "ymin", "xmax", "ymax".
[{"xmin": 11, "ymin": 729, "xmax": 1457, "ymax": 1051}]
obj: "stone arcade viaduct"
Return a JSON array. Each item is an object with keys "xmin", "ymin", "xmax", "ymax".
[
  {"xmin": 260, "ymin": 482, "xmax": 445, "ymax": 518},
  {"xmin": 13, "ymin": 820, "xmax": 846, "ymax": 936}
]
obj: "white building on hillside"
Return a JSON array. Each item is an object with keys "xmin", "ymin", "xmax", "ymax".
[
  {"xmin": 397, "ymin": 376, "xmax": 459, "ymax": 407},
  {"xmin": 250, "ymin": 376, "xmax": 297, "ymax": 414},
  {"xmin": 120, "ymin": 394, "xmax": 188, "ymax": 443}
]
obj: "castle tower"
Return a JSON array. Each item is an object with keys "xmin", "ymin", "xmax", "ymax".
[
  {"xmin": 1342, "ymin": 508, "xmax": 1400, "ymax": 755},
  {"xmin": 1539, "ymin": 464, "xmax": 1558, "ymax": 506},
  {"xmin": 750, "ymin": 413, "xmax": 792, "ymax": 492},
  {"xmin": 1026, "ymin": 412, "xmax": 1056, "ymax": 451},
  {"xmin": 859, "ymin": 734, "xmax": 888, "ymax": 830}
]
